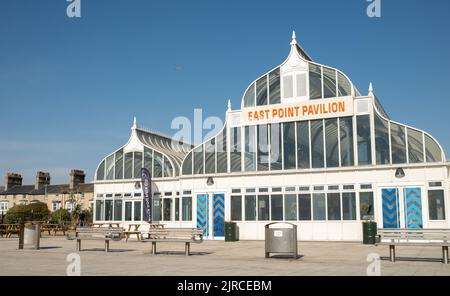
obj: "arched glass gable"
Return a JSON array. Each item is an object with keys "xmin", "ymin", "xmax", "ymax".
[{"xmin": 96, "ymin": 146, "xmax": 175, "ymax": 181}]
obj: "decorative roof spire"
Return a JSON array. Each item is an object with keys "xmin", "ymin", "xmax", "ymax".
[
  {"xmin": 227, "ymin": 99, "xmax": 232, "ymax": 111},
  {"xmin": 132, "ymin": 116, "xmax": 137, "ymax": 130},
  {"xmin": 368, "ymin": 82, "xmax": 374, "ymax": 97},
  {"xmin": 290, "ymin": 30, "xmax": 297, "ymax": 46}
]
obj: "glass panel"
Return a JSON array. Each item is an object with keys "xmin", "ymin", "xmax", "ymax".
[
  {"xmin": 125, "ymin": 201, "xmax": 132, "ymax": 221},
  {"xmin": 175, "ymin": 198, "xmax": 180, "ymax": 221},
  {"xmin": 284, "ymin": 194, "xmax": 297, "ymax": 221},
  {"xmin": 408, "ymin": 128, "xmax": 424, "ymax": 163},
  {"xmin": 182, "ymin": 152, "xmax": 193, "ymax": 175},
  {"xmin": 115, "ymin": 149, "xmax": 124, "ymax": 179},
  {"xmin": 153, "ymin": 152, "xmax": 163, "ymax": 178},
  {"xmin": 425, "ymin": 134, "xmax": 443, "ymax": 162},
  {"xmin": 256, "ymin": 75, "xmax": 268, "ymax": 106},
  {"xmin": 269, "ymin": 68, "xmax": 281, "ymax": 104},
  {"xmin": 230, "ymin": 127, "xmax": 242, "ymax": 173},
  {"xmin": 153, "ymin": 198, "xmax": 162, "ymax": 221},
  {"xmin": 309, "ymin": 64, "xmax": 322, "ymax": 100},
  {"xmin": 313, "ymin": 193, "xmax": 326, "ymax": 221},
  {"xmin": 124, "ymin": 153, "xmax": 133, "ymax": 179},
  {"xmin": 231, "ymin": 196, "xmax": 242, "ymax": 221},
  {"xmin": 297, "ymin": 121, "xmax": 310, "ymax": 169},
  {"xmin": 299, "ymin": 194, "xmax": 312, "ymax": 221},
  {"xmin": 375, "ymin": 113, "xmax": 390, "ymax": 165},
  {"xmin": 271, "ymin": 194, "xmax": 283, "ymax": 221},
  {"xmin": 258, "ymin": 195, "xmax": 270, "ymax": 221},
  {"xmin": 114, "ymin": 199, "xmax": 122, "ymax": 221},
  {"xmin": 163, "ymin": 198, "xmax": 172, "ymax": 221},
  {"xmin": 311, "ymin": 120, "xmax": 324, "ymax": 168},
  {"xmin": 327, "ymin": 193, "xmax": 341, "ymax": 220},
  {"xmin": 205, "ymin": 138, "xmax": 216, "ymax": 174},
  {"xmin": 283, "ymin": 75, "xmax": 293, "ymax": 98},
  {"xmin": 133, "ymin": 152, "xmax": 142, "ymax": 179},
  {"xmin": 243, "ymin": 83, "xmax": 255, "ymax": 107},
  {"xmin": 357, "ymin": 115, "xmax": 372, "ymax": 165},
  {"xmin": 283, "ymin": 122, "xmax": 296, "ymax": 170},
  {"xmin": 95, "ymin": 200, "xmax": 104, "ymax": 221},
  {"xmin": 323, "ymin": 67, "xmax": 337, "ymax": 98},
  {"xmin": 270, "ymin": 123, "xmax": 282, "ymax": 170},
  {"xmin": 340, "ymin": 117, "xmax": 354, "ymax": 167},
  {"xmin": 96, "ymin": 160, "xmax": 105, "ymax": 181},
  {"xmin": 144, "ymin": 147, "xmax": 153, "ymax": 174},
  {"xmin": 428, "ymin": 190, "xmax": 446, "ymax": 220},
  {"xmin": 342, "ymin": 192, "xmax": 356, "ymax": 220},
  {"xmin": 391, "ymin": 122, "xmax": 407, "ymax": 164},
  {"xmin": 163, "ymin": 157, "xmax": 173, "ymax": 178},
  {"xmin": 245, "ymin": 195, "xmax": 256, "ymax": 221},
  {"xmin": 217, "ymin": 130, "xmax": 228, "ymax": 174},
  {"xmin": 105, "ymin": 200, "xmax": 113, "ymax": 221},
  {"xmin": 296, "ymin": 73, "xmax": 307, "ymax": 97},
  {"xmin": 337, "ymin": 71, "xmax": 352, "ymax": 97},
  {"xmin": 257, "ymin": 125, "xmax": 269, "ymax": 171},
  {"xmin": 325, "ymin": 118, "xmax": 339, "ymax": 168},
  {"xmin": 182, "ymin": 196, "xmax": 192, "ymax": 221},
  {"xmin": 359, "ymin": 192, "xmax": 374, "ymax": 220},
  {"xmin": 244, "ymin": 126, "xmax": 256, "ymax": 172},
  {"xmin": 134, "ymin": 201, "xmax": 142, "ymax": 221},
  {"xmin": 193, "ymin": 145, "xmax": 204, "ymax": 175},
  {"xmin": 105, "ymin": 154, "xmax": 115, "ymax": 180}
]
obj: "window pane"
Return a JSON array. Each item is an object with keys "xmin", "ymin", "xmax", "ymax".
[
  {"xmin": 217, "ymin": 129, "xmax": 228, "ymax": 173},
  {"xmin": 231, "ymin": 196, "xmax": 242, "ymax": 221},
  {"xmin": 182, "ymin": 196, "xmax": 192, "ymax": 221},
  {"xmin": 337, "ymin": 72, "xmax": 352, "ymax": 97},
  {"xmin": 325, "ymin": 118, "xmax": 339, "ymax": 168},
  {"xmin": 258, "ymin": 195, "xmax": 270, "ymax": 221},
  {"xmin": 230, "ymin": 127, "xmax": 242, "ymax": 172},
  {"xmin": 114, "ymin": 199, "xmax": 122, "ymax": 221},
  {"xmin": 296, "ymin": 73, "xmax": 307, "ymax": 97},
  {"xmin": 125, "ymin": 201, "xmax": 132, "ymax": 221},
  {"xmin": 271, "ymin": 194, "xmax": 283, "ymax": 221},
  {"xmin": 204, "ymin": 138, "xmax": 216, "ymax": 174},
  {"xmin": 133, "ymin": 152, "xmax": 142, "ymax": 179},
  {"xmin": 105, "ymin": 154, "xmax": 115, "ymax": 180},
  {"xmin": 105, "ymin": 200, "xmax": 113, "ymax": 221},
  {"xmin": 375, "ymin": 113, "xmax": 390, "ymax": 165},
  {"xmin": 425, "ymin": 134, "xmax": 443, "ymax": 162},
  {"xmin": 153, "ymin": 152, "xmax": 163, "ymax": 178},
  {"xmin": 297, "ymin": 121, "xmax": 310, "ymax": 169},
  {"xmin": 309, "ymin": 64, "xmax": 322, "ymax": 100},
  {"xmin": 283, "ymin": 75, "xmax": 293, "ymax": 98},
  {"xmin": 327, "ymin": 193, "xmax": 341, "ymax": 220},
  {"xmin": 340, "ymin": 117, "xmax": 354, "ymax": 167},
  {"xmin": 244, "ymin": 126, "xmax": 256, "ymax": 171},
  {"xmin": 124, "ymin": 153, "xmax": 133, "ymax": 179},
  {"xmin": 428, "ymin": 190, "xmax": 446, "ymax": 220},
  {"xmin": 283, "ymin": 122, "xmax": 296, "ymax": 170},
  {"xmin": 182, "ymin": 152, "xmax": 193, "ymax": 175},
  {"xmin": 257, "ymin": 125, "xmax": 269, "ymax": 171},
  {"xmin": 299, "ymin": 194, "xmax": 311, "ymax": 220},
  {"xmin": 134, "ymin": 201, "xmax": 142, "ymax": 221},
  {"xmin": 284, "ymin": 194, "xmax": 297, "ymax": 221},
  {"xmin": 270, "ymin": 123, "xmax": 282, "ymax": 170},
  {"xmin": 175, "ymin": 198, "xmax": 180, "ymax": 221},
  {"xmin": 311, "ymin": 120, "xmax": 324, "ymax": 168},
  {"xmin": 357, "ymin": 115, "xmax": 372, "ymax": 165},
  {"xmin": 95, "ymin": 200, "xmax": 104, "ymax": 221},
  {"xmin": 359, "ymin": 192, "xmax": 374, "ymax": 220},
  {"xmin": 269, "ymin": 68, "xmax": 281, "ymax": 104},
  {"xmin": 163, "ymin": 157, "xmax": 173, "ymax": 178},
  {"xmin": 256, "ymin": 76, "xmax": 268, "ymax": 106},
  {"xmin": 144, "ymin": 148, "xmax": 153, "ymax": 173},
  {"xmin": 323, "ymin": 67, "xmax": 337, "ymax": 98},
  {"xmin": 153, "ymin": 199, "xmax": 161, "ymax": 221},
  {"xmin": 96, "ymin": 160, "xmax": 105, "ymax": 181},
  {"xmin": 115, "ymin": 149, "xmax": 124, "ymax": 179},
  {"xmin": 245, "ymin": 195, "xmax": 256, "ymax": 221},
  {"xmin": 163, "ymin": 199, "xmax": 172, "ymax": 221},
  {"xmin": 391, "ymin": 122, "xmax": 406, "ymax": 164},
  {"xmin": 342, "ymin": 192, "xmax": 356, "ymax": 220},
  {"xmin": 193, "ymin": 145, "xmax": 204, "ymax": 175},
  {"xmin": 408, "ymin": 128, "xmax": 424, "ymax": 163},
  {"xmin": 243, "ymin": 83, "xmax": 255, "ymax": 107},
  {"xmin": 313, "ymin": 193, "xmax": 326, "ymax": 221}
]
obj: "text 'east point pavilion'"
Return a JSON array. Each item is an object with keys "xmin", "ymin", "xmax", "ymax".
[{"xmin": 94, "ymin": 32, "xmax": 449, "ymax": 241}]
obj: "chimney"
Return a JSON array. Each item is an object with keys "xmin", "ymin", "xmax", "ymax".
[
  {"xmin": 70, "ymin": 169, "xmax": 85, "ymax": 190},
  {"xmin": 35, "ymin": 171, "xmax": 50, "ymax": 190},
  {"xmin": 5, "ymin": 173, "xmax": 23, "ymax": 191}
]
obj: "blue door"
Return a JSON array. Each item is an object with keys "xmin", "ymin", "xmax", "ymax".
[
  {"xmin": 404, "ymin": 188, "xmax": 423, "ymax": 229},
  {"xmin": 213, "ymin": 194, "xmax": 225, "ymax": 237},
  {"xmin": 382, "ymin": 188, "xmax": 400, "ymax": 228},
  {"xmin": 196, "ymin": 194, "xmax": 209, "ymax": 237}
]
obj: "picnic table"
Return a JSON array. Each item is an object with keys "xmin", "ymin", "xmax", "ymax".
[
  {"xmin": 41, "ymin": 224, "xmax": 67, "ymax": 236},
  {"xmin": 0, "ymin": 224, "xmax": 20, "ymax": 238},
  {"xmin": 124, "ymin": 224, "xmax": 141, "ymax": 242},
  {"xmin": 91, "ymin": 223, "xmax": 121, "ymax": 228}
]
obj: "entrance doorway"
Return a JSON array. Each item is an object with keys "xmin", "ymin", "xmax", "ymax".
[
  {"xmin": 196, "ymin": 193, "xmax": 225, "ymax": 239},
  {"xmin": 380, "ymin": 187, "xmax": 423, "ymax": 229}
]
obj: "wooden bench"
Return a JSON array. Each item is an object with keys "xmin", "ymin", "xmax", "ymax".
[
  {"xmin": 41, "ymin": 224, "xmax": 67, "ymax": 236},
  {"xmin": 67, "ymin": 227, "xmax": 124, "ymax": 252},
  {"xmin": 376, "ymin": 228, "xmax": 450, "ymax": 264},
  {"xmin": 0, "ymin": 224, "xmax": 20, "ymax": 238},
  {"xmin": 124, "ymin": 224, "xmax": 142, "ymax": 242},
  {"xmin": 141, "ymin": 228, "xmax": 204, "ymax": 256}
]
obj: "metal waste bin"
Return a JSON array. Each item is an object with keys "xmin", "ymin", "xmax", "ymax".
[
  {"xmin": 362, "ymin": 221, "xmax": 377, "ymax": 245},
  {"xmin": 225, "ymin": 222, "xmax": 239, "ymax": 242},
  {"xmin": 19, "ymin": 222, "xmax": 41, "ymax": 250},
  {"xmin": 265, "ymin": 222, "xmax": 297, "ymax": 259}
]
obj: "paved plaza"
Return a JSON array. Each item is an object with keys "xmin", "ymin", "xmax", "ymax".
[{"xmin": 0, "ymin": 236, "xmax": 449, "ymax": 276}]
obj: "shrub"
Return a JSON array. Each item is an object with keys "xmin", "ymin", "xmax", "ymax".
[
  {"xmin": 5, "ymin": 202, "xmax": 50, "ymax": 223},
  {"xmin": 49, "ymin": 209, "xmax": 72, "ymax": 224}
]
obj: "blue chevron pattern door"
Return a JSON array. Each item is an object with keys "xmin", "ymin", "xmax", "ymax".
[
  {"xmin": 196, "ymin": 194, "xmax": 209, "ymax": 237},
  {"xmin": 213, "ymin": 194, "xmax": 225, "ymax": 237},
  {"xmin": 404, "ymin": 188, "xmax": 423, "ymax": 229},
  {"xmin": 382, "ymin": 188, "xmax": 400, "ymax": 228}
]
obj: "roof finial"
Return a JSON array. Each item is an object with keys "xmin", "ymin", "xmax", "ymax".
[
  {"xmin": 132, "ymin": 116, "xmax": 137, "ymax": 129},
  {"xmin": 368, "ymin": 82, "xmax": 374, "ymax": 97},
  {"xmin": 290, "ymin": 30, "xmax": 297, "ymax": 46},
  {"xmin": 227, "ymin": 99, "xmax": 232, "ymax": 111}
]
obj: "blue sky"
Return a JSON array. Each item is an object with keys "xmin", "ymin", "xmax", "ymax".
[{"xmin": 0, "ymin": 0, "xmax": 449, "ymax": 184}]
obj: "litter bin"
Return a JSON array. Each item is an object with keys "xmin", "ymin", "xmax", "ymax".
[
  {"xmin": 265, "ymin": 222, "xmax": 297, "ymax": 259},
  {"xmin": 225, "ymin": 222, "xmax": 239, "ymax": 242},
  {"xmin": 362, "ymin": 221, "xmax": 377, "ymax": 245},
  {"xmin": 19, "ymin": 222, "xmax": 41, "ymax": 250}
]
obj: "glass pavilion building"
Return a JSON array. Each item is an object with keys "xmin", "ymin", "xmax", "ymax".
[{"xmin": 93, "ymin": 32, "xmax": 449, "ymax": 241}]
